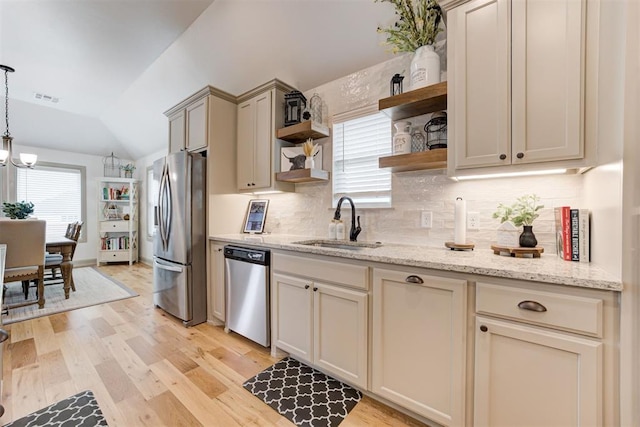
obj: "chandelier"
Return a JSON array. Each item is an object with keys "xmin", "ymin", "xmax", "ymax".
[{"xmin": 0, "ymin": 65, "xmax": 37, "ymax": 168}]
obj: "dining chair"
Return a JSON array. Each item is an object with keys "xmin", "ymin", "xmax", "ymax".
[
  {"xmin": 44, "ymin": 221, "xmax": 83, "ymax": 290},
  {"xmin": 0, "ymin": 219, "xmax": 46, "ymax": 309}
]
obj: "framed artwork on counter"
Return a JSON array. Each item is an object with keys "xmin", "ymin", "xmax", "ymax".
[{"xmin": 243, "ymin": 199, "xmax": 269, "ymax": 234}]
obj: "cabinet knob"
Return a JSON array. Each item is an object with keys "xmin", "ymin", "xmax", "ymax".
[
  {"xmin": 217, "ymin": 248, "xmax": 222, "ymax": 252},
  {"xmin": 304, "ymin": 284, "xmax": 310, "ymax": 290},
  {"xmin": 247, "ymin": 183, "xmax": 251, "ymax": 187},
  {"xmin": 517, "ymin": 300, "xmax": 547, "ymax": 312},
  {"xmin": 313, "ymin": 287, "xmax": 318, "ymax": 292},
  {"xmin": 499, "ymin": 154, "xmax": 507, "ymax": 160},
  {"xmin": 405, "ymin": 275, "xmax": 424, "ymax": 284},
  {"xmin": 251, "ymin": 183, "xmax": 256, "ymax": 186},
  {"xmin": 516, "ymin": 152, "xmax": 524, "ymax": 159},
  {"xmin": 480, "ymin": 325, "xmax": 488, "ymax": 332}
]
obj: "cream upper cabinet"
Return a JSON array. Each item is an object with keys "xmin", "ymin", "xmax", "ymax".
[
  {"xmin": 165, "ymin": 86, "xmax": 237, "ymax": 155},
  {"xmin": 445, "ymin": 0, "xmax": 597, "ymax": 174},
  {"xmin": 272, "ymin": 253, "xmax": 369, "ymax": 389},
  {"xmin": 371, "ymin": 268, "xmax": 467, "ymax": 426},
  {"xmin": 236, "ymin": 79, "xmax": 295, "ymax": 193}
]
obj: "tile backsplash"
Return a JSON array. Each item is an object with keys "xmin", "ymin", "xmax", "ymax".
[{"xmin": 264, "ymin": 55, "xmax": 585, "ymax": 253}]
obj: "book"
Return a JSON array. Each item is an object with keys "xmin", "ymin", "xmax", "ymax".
[
  {"xmin": 570, "ymin": 209, "xmax": 580, "ymax": 261},
  {"xmin": 578, "ymin": 209, "xmax": 590, "ymax": 263},
  {"xmin": 554, "ymin": 206, "xmax": 572, "ymax": 261}
]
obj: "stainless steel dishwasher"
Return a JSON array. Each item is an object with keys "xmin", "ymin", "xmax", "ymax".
[{"xmin": 224, "ymin": 245, "xmax": 270, "ymax": 347}]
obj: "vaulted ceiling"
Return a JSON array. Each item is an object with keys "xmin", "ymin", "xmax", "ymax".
[{"xmin": 0, "ymin": 0, "xmax": 398, "ymax": 160}]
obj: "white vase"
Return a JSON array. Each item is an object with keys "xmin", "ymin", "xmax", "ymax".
[
  {"xmin": 393, "ymin": 121, "xmax": 412, "ymax": 155},
  {"xmin": 410, "ymin": 45, "xmax": 440, "ymax": 90},
  {"xmin": 305, "ymin": 156, "xmax": 315, "ymax": 169}
]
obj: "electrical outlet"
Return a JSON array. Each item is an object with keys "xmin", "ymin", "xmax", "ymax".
[
  {"xmin": 421, "ymin": 211, "xmax": 433, "ymax": 228},
  {"xmin": 467, "ymin": 212, "xmax": 480, "ymax": 230}
]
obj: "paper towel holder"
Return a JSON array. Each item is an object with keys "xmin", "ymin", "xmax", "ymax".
[{"xmin": 445, "ymin": 242, "xmax": 475, "ymax": 251}]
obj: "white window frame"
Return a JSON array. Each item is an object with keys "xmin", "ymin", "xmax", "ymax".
[
  {"xmin": 332, "ymin": 105, "xmax": 392, "ymax": 208},
  {"xmin": 15, "ymin": 161, "xmax": 86, "ymax": 242}
]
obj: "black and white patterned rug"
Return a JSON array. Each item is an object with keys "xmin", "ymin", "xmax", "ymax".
[
  {"xmin": 3, "ymin": 390, "xmax": 108, "ymax": 427},
  {"xmin": 243, "ymin": 357, "xmax": 362, "ymax": 427}
]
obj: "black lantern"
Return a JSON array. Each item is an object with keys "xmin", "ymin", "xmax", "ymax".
[
  {"xmin": 284, "ymin": 91, "xmax": 307, "ymax": 127},
  {"xmin": 390, "ymin": 73, "xmax": 404, "ymax": 96},
  {"xmin": 424, "ymin": 111, "xmax": 448, "ymax": 149}
]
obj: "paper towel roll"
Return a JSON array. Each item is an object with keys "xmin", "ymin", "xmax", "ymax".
[{"xmin": 454, "ymin": 197, "xmax": 466, "ymax": 244}]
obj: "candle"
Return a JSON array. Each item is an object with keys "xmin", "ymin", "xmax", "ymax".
[{"xmin": 454, "ymin": 197, "xmax": 466, "ymax": 244}]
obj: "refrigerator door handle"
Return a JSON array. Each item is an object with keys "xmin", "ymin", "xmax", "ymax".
[
  {"xmin": 154, "ymin": 259, "xmax": 183, "ymax": 273},
  {"xmin": 159, "ymin": 164, "xmax": 171, "ymax": 252}
]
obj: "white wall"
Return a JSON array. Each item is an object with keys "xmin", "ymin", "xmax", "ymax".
[{"xmin": 135, "ymin": 148, "xmax": 167, "ymax": 265}]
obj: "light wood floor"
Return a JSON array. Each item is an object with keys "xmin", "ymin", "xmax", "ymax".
[{"xmin": 0, "ymin": 263, "xmax": 426, "ymax": 426}]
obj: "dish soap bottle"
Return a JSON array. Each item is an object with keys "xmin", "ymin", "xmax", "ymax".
[
  {"xmin": 328, "ymin": 220, "xmax": 337, "ymax": 240},
  {"xmin": 336, "ymin": 220, "xmax": 345, "ymax": 240}
]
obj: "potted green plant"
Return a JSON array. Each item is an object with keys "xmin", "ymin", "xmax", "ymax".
[
  {"xmin": 121, "ymin": 163, "xmax": 136, "ymax": 178},
  {"xmin": 492, "ymin": 194, "xmax": 544, "ymax": 248},
  {"xmin": 2, "ymin": 201, "xmax": 35, "ymax": 219},
  {"xmin": 376, "ymin": 0, "xmax": 444, "ymax": 89}
]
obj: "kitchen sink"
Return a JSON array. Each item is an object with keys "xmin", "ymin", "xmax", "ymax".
[{"xmin": 293, "ymin": 239, "xmax": 383, "ymax": 250}]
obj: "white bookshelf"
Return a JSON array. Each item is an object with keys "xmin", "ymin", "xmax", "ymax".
[{"xmin": 97, "ymin": 177, "xmax": 139, "ymax": 265}]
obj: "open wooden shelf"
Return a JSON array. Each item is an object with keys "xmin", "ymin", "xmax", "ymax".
[
  {"xmin": 277, "ymin": 121, "xmax": 330, "ymax": 143},
  {"xmin": 378, "ymin": 149, "xmax": 447, "ymax": 172},
  {"xmin": 276, "ymin": 168, "xmax": 330, "ymax": 183},
  {"xmin": 378, "ymin": 81, "xmax": 447, "ymax": 121}
]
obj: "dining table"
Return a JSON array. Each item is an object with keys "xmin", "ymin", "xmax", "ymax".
[{"xmin": 45, "ymin": 237, "xmax": 77, "ymax": 299}]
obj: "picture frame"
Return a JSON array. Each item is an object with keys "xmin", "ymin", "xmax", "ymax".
[
  {"xmin": 280, "ymin": 146, "xmax": 323, "ymax": 172},
  {"xmin": 243, "ymin": 199, "xmax": 269, "ymax": 234}
]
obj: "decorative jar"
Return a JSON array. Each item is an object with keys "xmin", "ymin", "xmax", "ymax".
[
  {"xmin": 393, "ymin": 121, "xmax": 412, "ymax": 155},
  {"xmin": 410, "ymin": 45, "xmax": 440, "ymax": 90}
]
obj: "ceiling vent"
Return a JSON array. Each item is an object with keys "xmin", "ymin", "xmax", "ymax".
[{"xmin": 33, "ymin": 92, "xmax": 60, "ymax": 104}]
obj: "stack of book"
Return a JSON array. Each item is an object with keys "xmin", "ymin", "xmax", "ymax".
[{"xmin": 554, "ymin": 206, "xmax": 590, "ymax": 262}]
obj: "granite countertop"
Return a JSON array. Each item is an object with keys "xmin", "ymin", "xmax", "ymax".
[{"xmin": 210, "ymin": 234, "xmax": 623, "ymax": 291}]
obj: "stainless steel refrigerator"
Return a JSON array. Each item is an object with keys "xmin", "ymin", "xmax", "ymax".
[{"xmin": 153, "ymin": 151, "xmax": 207, "ymax": 327}]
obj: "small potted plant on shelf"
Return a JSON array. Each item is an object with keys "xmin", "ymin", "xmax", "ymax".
[
  {"xmin": 492, "ymin": 194, "xmax": 544, "ymax": 248},
  {"xmin": 2, "ymin": 201, "xmax": 35, "ymax": 219},
  {"xmin": 121, "ymin": 163, "xmax": 135, "ymax": 178}
]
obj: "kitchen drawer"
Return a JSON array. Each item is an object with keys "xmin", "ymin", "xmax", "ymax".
[
  {"xmin": 99, "ymin": 250, "xmax": 130, "ymax": 262},
  {"xmin": 100, "ymin": 221, "xmax": 130, "ymax": 232},
  {"xmin": 273, "ymin": 253, "xmax": 369, "ymax": 290},
  {"xmin": 476, "ymin": 282, "xmax": 603, "ymax": 337}
]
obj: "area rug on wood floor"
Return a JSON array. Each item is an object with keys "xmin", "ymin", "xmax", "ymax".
[
  {"xmin": 243, "ymin": 357, "xmax": 362, "ymax": 427},
  {"xmin": 3, "ymin": 267, "xmax": 137, "ymax": 325},
  {"xmin": 3, "ymin": 390, "xmax": 108, "ymax": 427}
]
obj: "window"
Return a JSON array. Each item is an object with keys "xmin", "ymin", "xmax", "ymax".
[
  {"xmin": 332, "ymin": 106, "xmax": 392, "ymax": 208},
  {"xmin": 147, "ymin": 165, "xmax": 158, "ymax": 239},
  {"xmin": 16, "ymin": 163, "xmax": 85, "ymax": 241}
]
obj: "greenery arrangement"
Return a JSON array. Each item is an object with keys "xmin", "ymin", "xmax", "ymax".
[
  {"xmin": 493, "ymin": 194, "xmax": 544, "ymax": 227},
  {"xmin": 2, "ymin": 201, "xmax": 35, "ymax": 219},
  {"xmin": 121, "ymin": 163, "xmax": 135, "ymax": 173},
  {"xmin": 376, "ymin": 0, "xmax": 443, "ymax": 53}
]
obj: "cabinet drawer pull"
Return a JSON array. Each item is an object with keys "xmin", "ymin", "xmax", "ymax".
[
  {"xmin": 518, "ymin": 300, "xmax": 547, "ymax": 312},
  {"xmin": 480, "ymin": 325, "xmax": 488, "ymax": 332},
  {"xmin": 405, "ymin": 275, "xmax": 424, "ymax": 284},
  {"xmin": 499, "ymin": 154, "xmax": 507, "ymax": 160}
]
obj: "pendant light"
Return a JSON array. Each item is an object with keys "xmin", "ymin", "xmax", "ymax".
[{"xmin": 0, "ymin": 65, "xmax": 37, "ymax": 168}]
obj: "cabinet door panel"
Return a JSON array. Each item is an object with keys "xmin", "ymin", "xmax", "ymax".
[
  {"xmin": 372, "ymin": 269, "xmax": 466, "ymax": 426},
  {"xmin": 253, "ymin": 91, "xmax": 273, "ymax": 189},
  {"xmin": 314, "ymin": 283, "xmax": 367, "ymax": 389},
  {"xmin": 272, "ymin": 273, "xmax": 312, "ymax": 361},
  {"xmin": 237, "ymin": 100, "xmax": 255, "ymax": 190},
  {"xmin": 168, "ymin": 110, "xmax": 185, "ymax": 153},
  {"xmin": 451, "ymin": 0, "xmax": 510, "ymax": 169},
  {"xmin": 474, "ymin": 316, "xmax": 601, "ymax": 427},
  {"xmin": 210, "ymin": 243, "xmax": 225, "ymax": 321},
  {"xmin": 511, "ymin": 0, "xmax": 584, "ymax": 163},
  {"xmin": 186, "ymin": 97, "xmax": 208, "ymax": 152}
]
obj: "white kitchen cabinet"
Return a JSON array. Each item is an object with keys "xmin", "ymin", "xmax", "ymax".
[
  {"xmin": 236, "ymin": 79, "xmax": 295, "ymax": 193},
  {"xmin": 445, "ymin": 0, "xmax": 598, "ymax": 173},
  {"xmin": 164, "ymin": 86, "xmax": 236, "ymax": 154},
  {"xmin": 97, "ymin": 178, "xmax": 139, "ymax": 265},
  {"xmin": 371, "ymin": 268, "xmax": 467, "ymax": 426},
  {"xmin": 208, "ymin": 242, "xmax": 225, "ymax": 322},
  {"xmin": 474, "ymin": 280, "xmax": 618, "ymax": 426},
  {"xmin": 272, "ymin": 253, "xmax": 369, "ymax": 389}
]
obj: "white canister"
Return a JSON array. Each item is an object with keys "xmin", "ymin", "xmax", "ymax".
[
  {"xmin": 393, "ymin": 121, "xmax": 412, "ymax": 155},
  {"xmin": 328, "ymin": 220, "xmax": 337, "ymax": 240},
  {"xmin": 410, "ymin": 45, "xmax": 441, "ymax": 90},
  {"xmin": 336, "ymin": 221, "xmax": 346, "ymax": 240}
]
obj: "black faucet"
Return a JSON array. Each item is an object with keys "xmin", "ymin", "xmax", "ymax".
[{"xmin": 333, "ymin": 196, "xmax": 362, "ymax": 242}]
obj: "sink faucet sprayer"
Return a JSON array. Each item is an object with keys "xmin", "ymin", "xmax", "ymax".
[{"xmin": 334, "ymin": 196, "xmax": 362, "ymax": 242}]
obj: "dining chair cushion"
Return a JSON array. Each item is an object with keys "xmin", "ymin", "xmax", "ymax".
[{"xmin": 45, "ymin": 253, "xmax": 64, "ymax": 266}]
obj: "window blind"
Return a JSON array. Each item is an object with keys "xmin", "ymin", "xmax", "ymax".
[
  {"xmin": 16, "ymin": 165, "xmax": 83, "ymax": 240},
  {"xmin": 332, "ymin": 108, "xmax": 392, "ymax": 208}
]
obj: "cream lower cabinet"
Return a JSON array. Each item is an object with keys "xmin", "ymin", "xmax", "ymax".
[
  {"xmin": 371, "ymin": 268, "xmax": 467, "ymax": 426},
  {"xmin": 271, "ymin": 253, "xmax": 369, "ymax": 389},
  {"xmin": 208, "ymin": 242, "xmax": 225, "ymax": 322},
  {"xmin": 474, "ymin": 316, "xmax": 601, "ymax": 427},
  {"xmin": 474, "ymin": 281, "xmax": 617, "ymax": 426}
]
